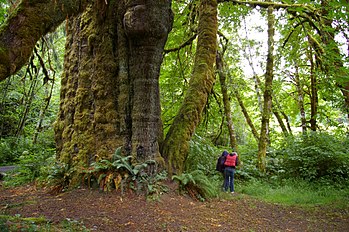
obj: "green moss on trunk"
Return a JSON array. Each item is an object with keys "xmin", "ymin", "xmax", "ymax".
[
  {"xmin": 54, "ymin": 2, "xmax": 122, "ymax": 184},
  {"xmin": 162, "ymin": 0, "xmax": 218, "ymax": 175}
]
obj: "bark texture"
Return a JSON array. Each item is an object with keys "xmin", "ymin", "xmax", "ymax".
[
  {"xmin": 54, "ymin": 2, "xmax": 121, "ymax": 174},
  {"xmin": 1, "ymin": 0, "xmax": 174, "ymax": 181},
  {"xmin": 122, "ymin": 0, "xmax": 173, "ymax": 167},
  {"xmin": 162, "ymin": 0, "xmax": 218, "ymax": 175}
]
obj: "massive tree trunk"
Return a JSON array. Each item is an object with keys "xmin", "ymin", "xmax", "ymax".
[
  {"xmin": 257, "ymin": 5, "xmax": 274, "ymax": 172},
  {"xmin": 123, "ymin": 1, "xmax": 173, "ymax": 170},
  {"xmin": 1, "ymin": 0, "xmax": 173, "ymax": 183},
  {"xmin": 54, "ymin": 0, "xmax": 173, "ymax": 181},
  {"xmin": 162, "ymin": 0, "xmax": 218, "ymax": 176},
  {"xmin": 54, "ymin": 3, "xmax": 122, "ymax": 175}
]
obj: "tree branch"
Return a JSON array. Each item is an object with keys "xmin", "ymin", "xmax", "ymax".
[
  {"xmin": 217, "ymin": 0, "xmax": 307, "ymax": 10},
  {"xmin": 0, "ymin": 0, "xmax": 90, "ymax": 81},
  {"xmin": 164, "ymin": 33, "xmax": 197, "ymax": 54}
]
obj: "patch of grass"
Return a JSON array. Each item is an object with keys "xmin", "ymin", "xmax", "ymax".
[{"xmin": 237, "ymin": 179, "xmax": 349, "ymax": 209}]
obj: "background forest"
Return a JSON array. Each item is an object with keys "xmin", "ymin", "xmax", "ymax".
[{"xmin": 1, "ymin": 0, "xmax": 349, "ymax": 204}]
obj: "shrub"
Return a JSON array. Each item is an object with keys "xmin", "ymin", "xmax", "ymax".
[{"xmin": 279, "ymin": 132, "xmax": 349, "ymax": 182}]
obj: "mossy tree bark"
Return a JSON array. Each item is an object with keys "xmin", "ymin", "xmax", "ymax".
[
  {"xmin": 54, "ymin": 2, "xmax": 122, "ymax": 177},
  {"xmin": 319, "ymin": 0, "xmax": 349, "ymax": 118},
  {"xmin": 162, "ymin": 0, "xmax": 218, "ymax": 176},
  {"xmin": 55, "ymin": 0, "xmax": 173, "ymax": 180},
  {"xmin": 257, "ymin": 5, "xmax": 274, "ymax": 173}
]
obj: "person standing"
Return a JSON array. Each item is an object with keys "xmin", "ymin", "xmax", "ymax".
[
  {"xmin": 216, "ymin": 150, "xmax": 228, "ymax": 174},
  {"xmin": 216, "ymin": 151, "xmax": 228, "ymax": 190},
  {"xmin": 223, "ymin": 152, "xmax": 239, "ymax": 193}
]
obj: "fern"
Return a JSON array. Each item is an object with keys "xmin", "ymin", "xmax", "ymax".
[
  {"xmin": 172, "ymin": 170, "xmax": 218, "ymax": 201},
  {"xmin": 85, "ymin": 148, "xmax": 167, "ymax": 196}
]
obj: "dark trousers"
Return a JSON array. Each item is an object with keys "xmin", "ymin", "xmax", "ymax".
[{"xmin": 224, "ymin": 167, "xmax": 235, "ymax": 192}]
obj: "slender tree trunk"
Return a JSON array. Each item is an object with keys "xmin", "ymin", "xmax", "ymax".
[
  {"xmin": 272, "ymin": 109, "xmax": 288, "ymax": 137},
  {"xmin": 293, "ymin": 65, "xmax": 307, "ymax": 133},
  {"xmin": 241, "ymin": 18, "xmax": 263, "ymax": 113},
  {"xmin": 16, "ymin": 61, "xmax": 39, "ymax": 137},
  {"xmin": 257, "ymin": 5, "xmax": 275, "ymax": 172},
  {"xmin": 216, "ymin": 51, "xmax": 238, "ymax": 151},
  {"xmin": 162, "ymin": 0, "xmax": 218, "ymax": 176},
  {"xmin": 33, "ymin": 72, "xmax": 55, "ymax": 144},
  {"xmin": 273, "ymin": 98, "xmax": 292, "ymax": 136},
  {"xmin": 280, "ymin": 110, "xmax": 292, "ymax": 135},
  {"xmin": 235, "ymin": 89, "xmax": 260, "ymax": 142},
  {"xmin": 307, "ymin": 44, "xmax": 318, "ymax": 131}
]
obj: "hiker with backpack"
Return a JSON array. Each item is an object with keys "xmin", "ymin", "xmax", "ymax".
[
  {"xmin": 216, "ymin": 150, "xmax": 228, "ymax": 174},
  {"xmin": 223, "ymin": 152, "xmax": 239, "ymax": 193}
]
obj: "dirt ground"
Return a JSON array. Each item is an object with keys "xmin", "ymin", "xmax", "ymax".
[{"xmin": 1, "ymin": 181, "xmax": 348, "ymax": 232}]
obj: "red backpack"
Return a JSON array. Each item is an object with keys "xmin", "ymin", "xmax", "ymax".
[{"xmin": 224, "ymin": 153, "xmax": 237, "ymax": 167}]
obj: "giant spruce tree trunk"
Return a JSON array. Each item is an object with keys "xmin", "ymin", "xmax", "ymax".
[
  {"xmin": 123, "ymin": 1, "xmax": 173, "ymax": 169},
  {"xmin": 1, "ymin": 0, "xmax": 173, "ymax": 184},
  {"xmin": 162, "ymin": 0, "xmax": 218, "ymax": 175},
  {"xmin": 55, "ymin": 1, "xmax": 173, "ymax": 180}
]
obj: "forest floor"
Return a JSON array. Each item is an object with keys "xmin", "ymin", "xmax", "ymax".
[{"xmin": 1, "ymin": 180, "xmax": 349, "ymax": 232}]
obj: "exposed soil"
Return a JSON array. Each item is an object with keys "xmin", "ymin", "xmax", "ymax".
[{"xmin": 1, "ymin": 181, "xmax": 348, "ymax": 232}]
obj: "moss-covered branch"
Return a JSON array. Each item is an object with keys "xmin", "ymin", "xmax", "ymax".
[
  {"xmin": 0, "ymin": 0, "xmax": 89, "ymax": 81},
  {"xmin": 162, "ymin": 0, "xmax": 218, "ymax": 176}
]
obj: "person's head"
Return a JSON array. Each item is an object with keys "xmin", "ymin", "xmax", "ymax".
[
  {"xmin": 222, "ymin": 150, "xmax": 228, "ymax": 156},
  {"xmin": 231, "ymin": 152, "xmax": 237, "ymax": 156}
]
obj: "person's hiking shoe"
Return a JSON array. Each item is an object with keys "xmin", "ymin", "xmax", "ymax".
[{"xmin": 231, "ymin": 191, "xmax": 235, "ymax": 194}]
